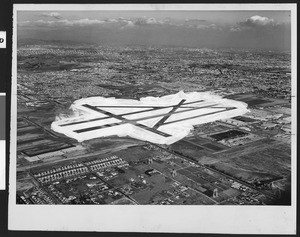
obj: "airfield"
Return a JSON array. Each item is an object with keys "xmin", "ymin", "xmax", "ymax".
[{"xmin": 51, "ymin": 91, "xmax": 249, "ymax": 144}]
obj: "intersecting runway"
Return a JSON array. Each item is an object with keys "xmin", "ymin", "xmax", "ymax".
[
  {"xmin": 51, "ymin": 92, "xmax": 249, "ymax": 144},
  {"xmin": 57, "ymin": 99, "xmax": 237, "ymax": 138}
]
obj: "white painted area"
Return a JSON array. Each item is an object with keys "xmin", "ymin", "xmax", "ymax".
[{"xmin": 51, "ymin": 91, "xmax": 249, "ymax": 144}]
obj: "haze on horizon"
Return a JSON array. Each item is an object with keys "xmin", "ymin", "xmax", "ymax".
[{"xmin": 17, "ymin": 10, "xmax": 291, "ymax": 51}]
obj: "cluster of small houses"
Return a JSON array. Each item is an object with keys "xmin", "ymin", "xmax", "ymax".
[
  {"xmin": 36, "ymin": 166, "xmax": 89, "ymax": 184},
  {"xmin": 33, "ymin": 156, "xmax": 129, "ymax": 184},
  {"xmin": 89, "ymin": 158, "xmax": 128, "ymax": 171}
]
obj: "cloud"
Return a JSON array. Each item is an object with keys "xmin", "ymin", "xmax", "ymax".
[
  {"xmin": 229, "ymin": 15, "xmax": 290, "ymax": 34},
  {"xmin": 40, "ymin": 12, "xmax": 62, "ymax": 19},
  {"xmin": 20, "ymin": 16, "xmax": 169, "ymax": 29},
  {"xmin": 238, "ymin": 15, "xmax": 275, "ymax": 28},
  {"xmin": 196, "ymin": 23, "xmax": 218, "ymax": 30},
  {"xmin": 19, "ymin": 16, "xmax": 220, "ymax": 31},
  {"xmin": 121, "ymin": 20, "xmax": 135, "ymax": 29},
  {"xmin": 19, "ymin": 17, "xmax": 155, "ymax": 29},
  {"xmin": 226, "ymin": 15, "xmax": 291, "ymax": 51},
  {"xmin": 145, "ymin": 17, "xmax": 159, "ymax": 24},
  {"xmin": 249, "ymin": 15, "xmax": 274, "ymax": 25},
  {"xmin": 229, "ymin": 15, "xmax": 283, "ymax": 32},
  {"xmin": 65, "ymin": 19, "xmax": 106, "ymax": 26},
  {"xmin": 132, "ymin": 17, "xmax": 165, "ymax": 26},
  {"xmin": 229, "ymin": 27, "xmax": 242, "ymax": 32},
  {"xmin": 120, "ymin": 17, "xmax": 168, "ymax": 29},
  {"xmin": 104, "ymin": 18, "xmax": 118, "ymax": 23},
  {"xmin": 18, "ymin": 14, "xmax": 286, "ymax": 43},
  {"xmin": 17, "ymin": 15, "xmax": 291, "ymax": 51},
  {"xmin": 181, "ymin": 19, "xmax": 222, "ymax": 31},
  {"xmin": 18, "ymin": 18, "xmax": 106, "ymax": 27}
]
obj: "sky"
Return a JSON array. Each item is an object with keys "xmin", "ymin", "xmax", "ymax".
[{"xmin": 17, "ymin": 10, "xmax": 291, "ymax": 51}]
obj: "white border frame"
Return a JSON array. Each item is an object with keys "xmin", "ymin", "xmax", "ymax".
[{"xmin": 9, "ymin": 4, "xmax": 297, "ymax": 234}]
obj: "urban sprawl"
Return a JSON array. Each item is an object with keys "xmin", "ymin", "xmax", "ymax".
[{"xmin": 17, "ymin": 42, "xmax": 291, "ymax": 205}]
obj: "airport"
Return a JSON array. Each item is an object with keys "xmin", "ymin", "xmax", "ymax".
[{"xmin": 51, "ymin": 91, "xmax": 249, "ymax": 144}]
